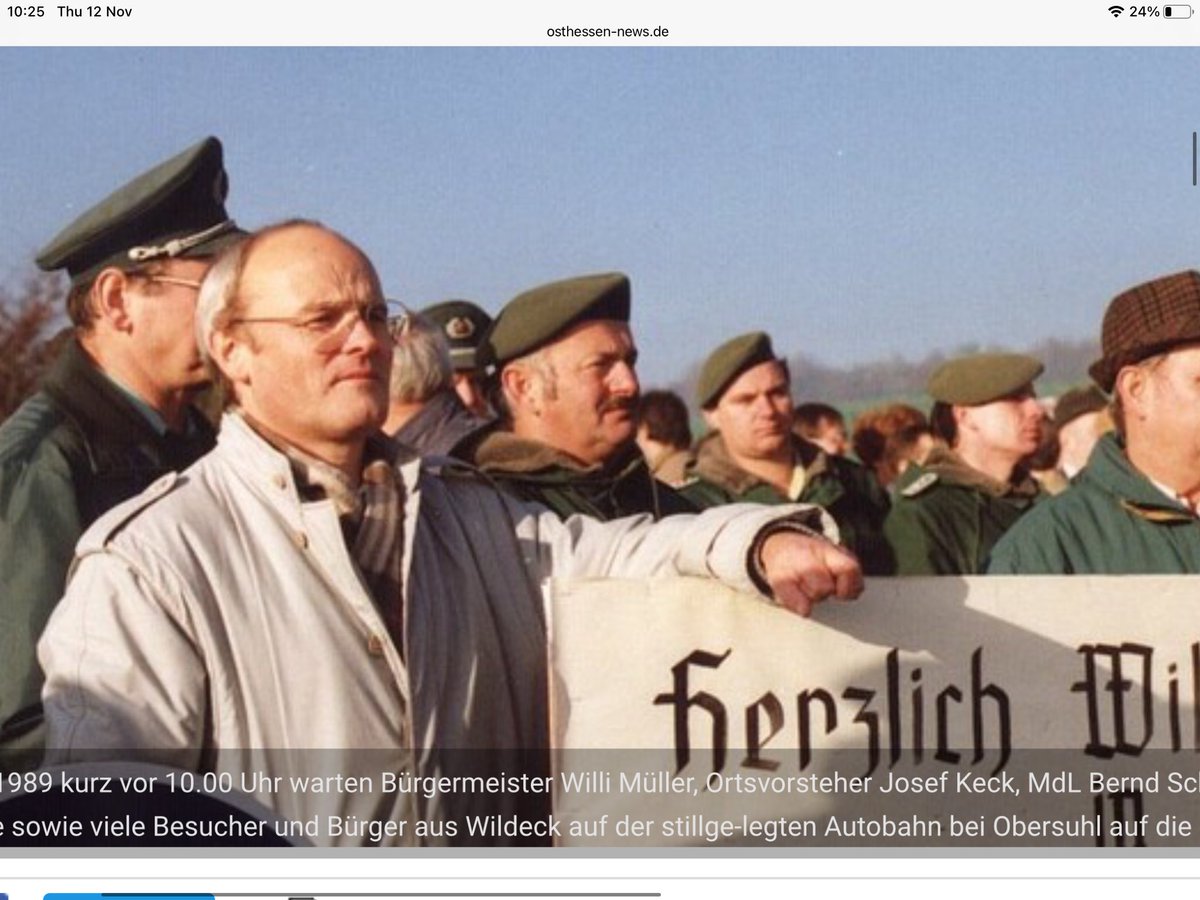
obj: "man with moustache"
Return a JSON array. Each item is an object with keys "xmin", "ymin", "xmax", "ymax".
[
  {"xmin": 38, "ymin": 221, "xmax": 864, "ymax": 844},
  {"xmin": 0, "ymin": 137, "xmax": 241, "ymax": 761},
  {"xmin": 682, "ymin": 332, "xmax": 893, "ymax": 575},
  {"xmin": 469, "ymin": 272, "xmax": 696, "ymax": 519},
  {"xmin": 885, "ymin": 352, "xmax": 1045, "ymax": 575}
]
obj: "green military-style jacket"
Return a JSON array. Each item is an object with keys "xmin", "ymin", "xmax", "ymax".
[
  {"xmin": 0, "ymin": 339, "xmax": 215, "ymax": 765},
  {"xmin": 988, "ymin": 433, "xmax": 1200, "ymax": 574},
  {"xmin": 468, "ymin": 427, "xmax": 697, "ymax": 521},
  {"xmin": 680, "ymin": 432, "xmax": 894, "ymax": 575},
  {"xmin": 883, "ymin": 445, "xmax": 1040, "ymax": 575}
]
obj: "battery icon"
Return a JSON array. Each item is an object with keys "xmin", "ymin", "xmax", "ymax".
[{"xmin": 1165, "ymin": 4, "xmax": 1193, "ymax": 16}]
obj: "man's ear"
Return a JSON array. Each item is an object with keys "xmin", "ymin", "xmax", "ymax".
[
  {"xmin": 1114, "ymin": 364, "xmax": 1147, "ymax": 420},
  {"xmin": 90, "ymin": 268, "xmax": 135, "ymax": 332},
  {"xmin": 209, "ymin": 327, "xmax": 252, "ymax": 388},
  {"xmin": 701, "ymin": 407, "xmax": 719, "ymax": 432},
  {"xmin": 952, "ymin": 403, "xmax": 972, "ymax": 435},
  {"xmin": 501, "ymin": 362, "xmax": 538, "ymax": 416}
]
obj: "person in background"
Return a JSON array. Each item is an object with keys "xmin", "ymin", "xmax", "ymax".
[
  {"xmin": 1052, "ymin": 384, "xmax": 1111, "ymax": 481},
  {"xmin": 634, "ymin": 389, "xmax": 693, "ymax": 488},
  {"xmin": 0, "ymin": 137, "xmax": 242, "ymax": 761},
  {"xmin": 793, "ymin": 401, "xmax": 849, "ymax": 457},
  {"xmin": 990, "ymin": 272, "xmax": 1200, "ymax": 574},
  {"xmin": 884, "ymin": 352, "xmax": 1044, "ymax": 575},
  {"xmin": 682, "ymin": 332, "xmax": 893, "ymax": 575},
  {"xmin": 851, "ymin": 403, "xmax": 935, "ymax": 492},
  {"xmin": 420, "ymin": 299, "xmax": 493, "ymax": 418},
  {"xmin": 383, "ymin": 309, "xmax": 491, "ymax": 457}
]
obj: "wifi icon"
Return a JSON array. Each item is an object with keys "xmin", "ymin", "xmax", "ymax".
[{"xmin": 1108, "ymin": 4, "xmax": 1125, "ymax": 13}]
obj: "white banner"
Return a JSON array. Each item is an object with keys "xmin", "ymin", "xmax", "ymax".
[{"xmin": 548, "ymin": 576, "xmax": 1200, "ymax": 847}]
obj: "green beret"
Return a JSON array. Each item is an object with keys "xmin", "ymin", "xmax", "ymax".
[
  {"xmin": 1053, "ymin": 384, "xmax": 1108, "ymax": 427},
  {"xmin": 37, "ymin": 136, "xmax": 243, "ymax": 286},
  {"xmin": 487, "ymin": 272, "xmax": 630, "ymax": 366},
  {"xmin": 420, "ymin": 299, "xmax": 493, "ymax": 372},
  {"xmin": 927, "ymin": 352, "xmax": 1044, "ymax": 406},
  {"xmin": 696, "ymin": 331, "xmax": 779, "ymax": 409}
]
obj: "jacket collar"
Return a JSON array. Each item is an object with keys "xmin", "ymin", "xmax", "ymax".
[
  {"xmin": 914, "ymin": 444, "xmax": 1040, "ymax": 500},
  {"xmin": 1080, "ymin": 432, "xmax": 1196, "ymax": 522},
  {"xmin": 43, "ymin": 337, "xmax": 183, "ymax": 447},
  {"xmin": 471, "ymin": 426, "xmax": 644, "ymax": 485},
  {"xmin": 689, "ymin": 431, "xmax": 829, "ymax": 496},
  {"xmin": 391, "ymin": 389, "xmax": 492, "ymax": 457},
  {"xmin": 217, "ymin": 412, "xmax": 422, "ymax": 518}
]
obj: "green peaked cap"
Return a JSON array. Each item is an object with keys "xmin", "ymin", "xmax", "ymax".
[{"xmin": 37, "ymin": 136, "xmax": 243, "ymax": 286}]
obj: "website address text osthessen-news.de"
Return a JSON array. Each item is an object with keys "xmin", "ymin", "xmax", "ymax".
[{"xmin": 547, "ymin": 25, "xmax": 670, "ymax": 38}]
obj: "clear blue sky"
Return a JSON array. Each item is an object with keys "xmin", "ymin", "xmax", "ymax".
[{"xmin": 1, "ymin": 47, "xmax": 1197, "ymax": 387}]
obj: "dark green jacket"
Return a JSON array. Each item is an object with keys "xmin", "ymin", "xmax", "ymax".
[
  {"xmin": 468, "ymin": 428, "xmax": 696, "ymax": 521},
  {"xmin": 680, "ymin": 432, "xmax": 893, "ymax": 575},
  {"xmin": 0, "ymin": 340, "xmax": 214, "ymax": 764},
  {"xmin": 988, "ymin": 433, "xmax": 1200, "ymax": 574},
  {"xmin": 884, "ymin": 446, "xmax": 1039, "ymax": 575}
]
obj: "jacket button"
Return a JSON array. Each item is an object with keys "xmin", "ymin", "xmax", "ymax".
[
  {"xmin": 292, "ymin": 531, "xmax": 308, "ymax": 549},
  {"xmin": 367, "ymin": 634, "xmax": 385, "ymax": 656},
  {"xmin": 272, "ymin": 474, "xmax": 287, "ymax": 490}
]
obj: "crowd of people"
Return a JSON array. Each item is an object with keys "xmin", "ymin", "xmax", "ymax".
[{"xmin": 0, "ymin": 136, "xmax": 1197, "ymax": 840}]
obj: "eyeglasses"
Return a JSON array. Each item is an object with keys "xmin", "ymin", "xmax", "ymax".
[
  {"xmin": 139, "ymin": 274, "xmax": 205, "ymax": 291},
  {"xmin": 229, "ymin": 299, "xmax": 410, "ymax": 353}
]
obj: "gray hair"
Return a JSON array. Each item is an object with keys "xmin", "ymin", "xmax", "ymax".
[
  {"xmin": 390, "ymin": 313, "xmax": 453, "ymax": 404},
  {"xmin": 491, "ymin": 348, "xmax": 558, "ymax": 425}
]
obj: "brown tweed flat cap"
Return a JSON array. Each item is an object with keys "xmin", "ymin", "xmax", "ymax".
[{"xmin": 1090, "ymin": 270, "xmax": 1200, "ymax": 391}]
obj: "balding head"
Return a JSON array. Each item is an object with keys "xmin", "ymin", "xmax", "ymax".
[{"xmin": 201, "ymin": 220, "xmax": 393, "ymax": 471}]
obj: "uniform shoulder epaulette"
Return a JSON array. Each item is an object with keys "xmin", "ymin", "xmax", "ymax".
[
  {"xmin": 900, "ymin": 471, "xmax": 939, "ymax": 498},
  {"xmin": 424, "ymin": 454, "xmax": 483, "ymax": 480},
  {"xmin": 76, "ymin": 471, "xmax": 182, "ymax": 553}
]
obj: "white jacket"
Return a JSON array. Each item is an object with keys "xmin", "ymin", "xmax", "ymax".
[{"xmin": 39, "ymin": 413, "xmax": 828, "ymax": 845}]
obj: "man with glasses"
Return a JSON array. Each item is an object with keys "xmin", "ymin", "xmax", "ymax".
[
  {"xmin": 38, "ymin": 220, "xmax": 863, "ymax": 844},
  {"xmin": 0, "ymin": 137, "xmax": 242, "ymax": 762}
]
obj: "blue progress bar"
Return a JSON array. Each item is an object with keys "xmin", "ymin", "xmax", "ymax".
[{"xmin": 47, "ymin": 896, "xmax": 213, "ymax": 900}]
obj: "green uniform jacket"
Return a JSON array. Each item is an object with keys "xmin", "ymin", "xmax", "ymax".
[
  {"xmin": 988, "ymin": 433, "xmax": 1200, "ymax": 574},
  {"xmin": 680, "ymin": 432, "xmax": 893, "ymax": 575},
  {"xmin": 0, "ymin": 340, "xmax": 214, "ymax": 764},
  {"xmin": 884, "ymin": 446, "xmax": 1039, "ymax": 575},
  {"xmin": 468, "ymin": 428, "xmax": 697, "ymax": 521}
]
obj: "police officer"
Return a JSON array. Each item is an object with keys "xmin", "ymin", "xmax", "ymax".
[
  {"xmin": 682, "ymin": 331, "xmax": 893, "ymax": 575},
  {"xmin": 885, "ymin": 351, "xmax": 1044, "ymax": 575},
  {"xmin": 469, "ymin": 272, "xmax": 695, "ymax": 519},
  {"xmin": 420, "ymin": 299, "xmax": 493, "ymax": 418},
  {"xmin": 0, "ymin": 137, "xmax": 242, "ymax": 760}
]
